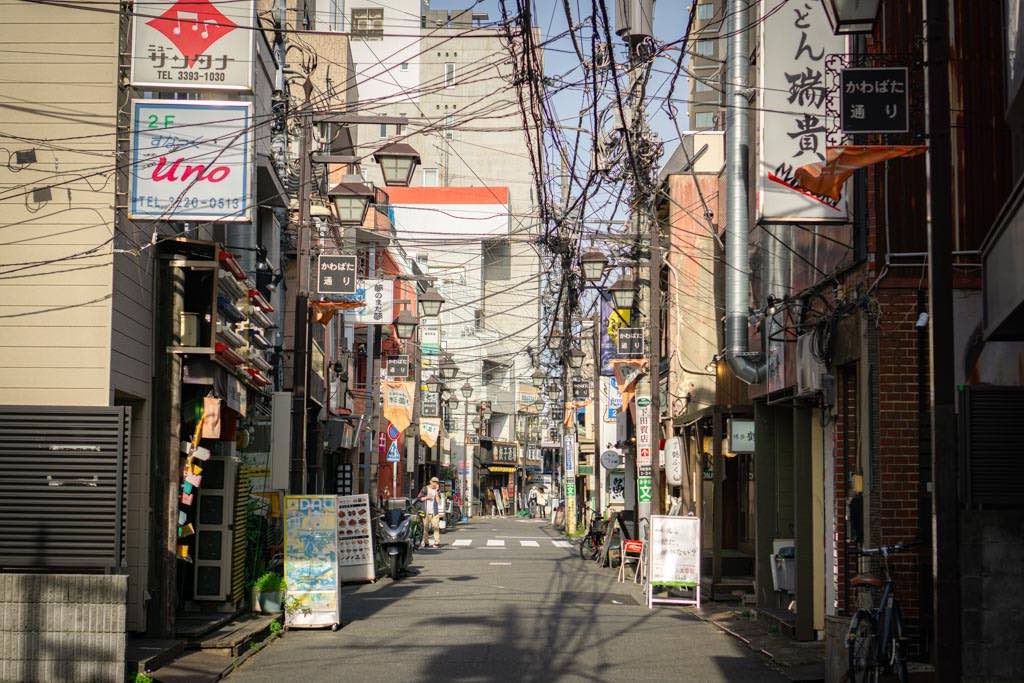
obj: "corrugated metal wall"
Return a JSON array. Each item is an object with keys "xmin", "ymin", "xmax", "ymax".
[{"xmin": 0, "ymin": 407, "xmax": 129, "ymax": 570}]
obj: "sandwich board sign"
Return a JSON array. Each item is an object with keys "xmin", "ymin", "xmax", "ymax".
[{"xmin": 647, "ymin": 515, "xmax": 701, "ymax": 608}]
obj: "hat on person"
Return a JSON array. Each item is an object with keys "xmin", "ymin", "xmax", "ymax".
[{"xmin": 430, "ymin": 476, "xmax": 439, "ymax": 483}]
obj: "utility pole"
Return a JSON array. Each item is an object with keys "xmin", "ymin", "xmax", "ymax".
[
  {"xmin": 290, "ymin": 106, "xmax": 312, "ymax": 495},
  {"xmin": 923, "ymin": 0, "xmax": 960, "ymax": 675},
  {"xmin": 592, "ymin": 311, "xmax": 602, "ymax": 514}
]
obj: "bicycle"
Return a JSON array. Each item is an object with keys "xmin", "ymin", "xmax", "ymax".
[
  {"xmin": 579, "ymin": 507, "xmax": 606, "ymax": 561},
  {"xmin": 409, "ymin": 509, "xmax": 425, "ymax": 550},
  {"xmin": 844, "ymin": 540, "xmax": 918, "ymax": 683}
]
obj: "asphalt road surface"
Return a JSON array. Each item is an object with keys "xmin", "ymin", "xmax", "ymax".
[{"xmin": 232, "ymin": 516, "xmax": 785, "ymax": 683}]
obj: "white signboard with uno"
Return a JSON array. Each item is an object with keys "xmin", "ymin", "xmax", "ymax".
[{"xmin": 130, "ymin": 100, "xmax": 252, "ymax": 222}]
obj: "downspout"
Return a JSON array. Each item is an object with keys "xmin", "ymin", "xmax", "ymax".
[{"xmin": 724, "ymin": 0, "xmax": 766, "ymax": 385}]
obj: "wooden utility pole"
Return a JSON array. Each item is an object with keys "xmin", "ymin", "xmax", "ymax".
[
  {"xmin": 290, "ymin": 108, "xmax": 312, "ymax": 494},
  {"xmin": 923, "ymin": 0, "xmax": 960, "ymax": 675}
]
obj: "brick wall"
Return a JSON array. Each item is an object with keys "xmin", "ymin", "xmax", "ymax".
[{"xmin": 0, "ymin": 574, "xmax": 126, "ymax": 682}]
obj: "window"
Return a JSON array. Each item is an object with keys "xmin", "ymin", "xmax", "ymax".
[
  {"xmin": 444, "ymin": 62, "xmax": 455, "ymax": 86},
  {"xmin": 378, "ymin": 118, "xmax": 387, "ymax": 138},
  {"xmin": 400, "ymin": 62, "xmax": 409, "ymax": 71},
  {"xmin": 474, "ymin": 308, "xmax": 485, "ymax": 330},
  {"xmin": 697, "ymin": 3, "xmax": 714, "ymax": 21},
  {"xmin": 482, "ymin": 239, "xmax": 511, "ymax": 281},
  {"xmin": 482, "ymin": 360, "xmax": 506, "ymax": 385},
  {"xmin": 421, "ymin": 167, "xmax": 439, "ymax": 186},
  {"xmin": 396, "ymin": 113, "xmax": 405, "ymax": 136},
  {"xmin": 694, "ymin": 39, "xmax": 715, "ymax": 57},
  {"xmin": 351, "ymin": 7, "xmax": 383, "ymax": 40},
  {"xmin": 694, "ymin": 111, "xmax": 716, "ymax": 129},
  {"xmin": 695, "ymin": 78, "xmax": 713, "ymax": 93},
  {"xmin": 444, "ymin": 113, "xmax": 454, "ymax": 140}
]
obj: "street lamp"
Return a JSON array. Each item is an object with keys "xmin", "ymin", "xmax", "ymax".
[
  {"xmin": 373, "ymin": 142, "xmax": 421, "ymax": 187},
  {"xmin": 460, "ymin": 382, "xmax": 473, "ymax": 399},
  {"xmin": 327, "ymin": 180, "xmax": 375, "ymax": 225},
  {"xmin": 426, "ymin": 374, "xmax": 441, "ymax": 392},
  {"xmin": 439, "ymin": 353, "xmax": 459, "ymax": 381},
  {"xmin": 546, "ymin": 384, "xmax": 561, "ymax": 402},
  {"xmin": 567, "ymin": 346, "xmax": 585, "ymax": 370},
  {"xmin": 609, "ymin": 274, "xmax": 636, "ymax": 311},
  {"xmin": 417, "ymin": 286, "xmax": 445, "ymax": 318},
  {"xmin": 531, "ymin": 366, "xmax": 545, "ymax": 383},
  {"xmin": 547, "ymin": 327, "xmax": 563, "ymax": 350},
  {"xmin": 823, "ymin": 0, "xmax": 881, "ymax": 34},
  {"xmin": 393, "ymin": 308, "xmax": 419, "ymax": 340},
  {"xmin": 447, "ymin": 395, "xmax": 460, "ymax": 410},
  {"xmin": 580, "ymin": 250, "xmax": 609, "ymax": 283}
]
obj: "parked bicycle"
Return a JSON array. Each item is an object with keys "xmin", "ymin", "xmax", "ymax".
[
  {"xmin": 579, "ymin": 507, "xmax": 607, "ymax": 561},
  {"xmin": 845, "ymin": 540, "xmax": 919, "ymax": 683}
]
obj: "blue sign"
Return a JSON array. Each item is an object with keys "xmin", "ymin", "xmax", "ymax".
[
  {"xmin": 386, "ymin": 441, "xmax": 401, "ymax": 463},
  {"xmin": 387, "ymin": 424, "xmax": 400, "ymax": 441}
]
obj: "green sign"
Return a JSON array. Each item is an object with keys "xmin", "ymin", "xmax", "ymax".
[
  {"xmin": 565, "ymin": 482, "xmax": 576, "ymax": 496},
  {"xmin": 578, "ymin": 465, "xmax": 594, "ymax": 475},
  {"xmin": 637, "ymin": 396, "xmax": 651, "ymax": 408},
  {"xmin": 637, "ymin": 475, "xmax": 653, "ymax": 503}
]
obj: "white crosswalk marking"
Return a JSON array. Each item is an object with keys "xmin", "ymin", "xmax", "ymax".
[
  {"xmin": 486, "ymin": 539, "xmax": 505, "ymax": 547},
  {"xmin": 452, "ymin": 539, "xmax": 472, "ymax": 547},
  {"xmin": 552, "ymin": 540, "xmax": 572, "ymax": 548},
  {"xmin": 519, "ymin": 540, "xmax": 539, "ymax": 547}
]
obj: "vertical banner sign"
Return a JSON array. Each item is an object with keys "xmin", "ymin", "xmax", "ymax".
[
  {"xmin": 636, "ymin": 395, "xmax": 653, "ymax": 503},
  {"xmin": 563, "ymin": 433, "xmax": 576, "ymax": 475},
  {"xmin": 840, "ymin": 68, "xmax": 910, "ymax": 134},
  {"xmin": 284, "ymin": 496, "xmax": 341, "ymax": 628},
  {"xmin": 130, "ymin": 100, "xmax": 252, "ymax": 221},
  {"xmin": 131, "ymin": 0, "xmax": 255, "ymax": 91},
  {"xmin": 758, "ymin": 0, "xmax": 848, "ymax": 221},
  {"xmin": 349, "ymin": 279, "xmax": 394, "ymax": 324},
  {"xmin": 420, "ymin": 325, "xmax": 441, "ymax": 355}
]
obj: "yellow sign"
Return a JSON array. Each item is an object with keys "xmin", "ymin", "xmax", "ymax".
[{"xmin": 488, "ymin": 466, "xmax": 516, "ymax": 473}]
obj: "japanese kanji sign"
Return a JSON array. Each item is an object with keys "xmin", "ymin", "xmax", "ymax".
[
  {"xmin": 386, "ymin": 356, "xmax": 409, "ymax": 379},
  {"xmin": 728, "ymin": 418, "xmax": 756, "ymax": 453},
  {"xmin": 617, "ymin": 327, "xmax": 644, "ymax": 356},
  {"xmin": 129, "ymin": 100, "xmax": 252, "ymax": 221},
  {"xmin": 317, "ymin": 255, "xmax": 357, "ymax": 295},
  {"xmin": 840, "ymin": 67, "xmax": 909, "ymax": 134},
  {"xmin": 349, "ymin": 279, "xmax": 394, "ymax": 324},
  {"xmin": 131, "ymin": 0, "xmax": 255, "ymax": 91},
  {"xmin": 572, "ymin": 379, "xmax": 590, "ymax": 401},
  {"xmin": 758, "ymin": 0, "xmax": 849, "ymax": 222},
  {"xmin": 636, "ymin": 395, "xmax": 652, "ymax": 467}
]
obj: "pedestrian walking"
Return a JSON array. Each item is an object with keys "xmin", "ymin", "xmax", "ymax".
[
  {"xmin": 536, "ymin": 487, "xmax": 548, "ymax": 519},
  {"xmin": 417, "ymin": 476, "xmax": 443, "ymax": 547},
  {"xmin": 528, "ymin": 487, "xmax": 538, "ymax": 518}
]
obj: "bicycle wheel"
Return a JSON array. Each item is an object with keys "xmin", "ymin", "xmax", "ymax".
[
  {"xmin": 579, "ymin": 535, "xmax": 595, "ymax": 560},
  {"xmin": 847, "ymin": 612, "xmax": 878, "ymax": 683}
]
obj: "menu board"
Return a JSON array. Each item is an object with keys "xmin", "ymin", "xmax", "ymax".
[
  {"xmin": 337, "ymin": 494, "xmax": 375, "ymax": 583},
  {"xmin": 647, "ymin": 515, "xmax": 701, "ymax": 608},
  {"xmin": 284, "ymin": 496, "xmax": 341, "ymax": 628}
]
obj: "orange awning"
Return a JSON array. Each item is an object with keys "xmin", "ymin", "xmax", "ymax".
[
  {"xmin": 795, "ymin": 145, "xmax": 928, "ymax": 201},
  {"xmin": 309, "ymin": 300, "xmax": 363, "ymax": 325}
]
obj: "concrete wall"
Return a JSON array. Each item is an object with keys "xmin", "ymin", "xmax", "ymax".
[
  {"xmin": 0, "ymin": 3, "xmax": 119, "ymax": 406},
  {"xmin": 960, "ymin": 510, "xmax": 1024, "ymax": 681},
  {"xmin": 0, "ymin": 574, "xmax": 127, "ymax": 682}
]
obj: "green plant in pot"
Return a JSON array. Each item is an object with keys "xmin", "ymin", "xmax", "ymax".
[{"xmin": 253, "ymin": 572, "xmax": 286, "ymax": 613}]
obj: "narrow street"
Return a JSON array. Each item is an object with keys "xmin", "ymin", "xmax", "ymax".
[{"xmin": 232, "ymin": 518, "xmax": 783, "ymax": 682}]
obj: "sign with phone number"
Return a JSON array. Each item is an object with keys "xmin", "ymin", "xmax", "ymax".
[{"xmin": 129, "ymin": 100, "xmax": 252, "ymax": 222}]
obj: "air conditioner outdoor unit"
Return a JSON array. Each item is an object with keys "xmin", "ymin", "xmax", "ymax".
[{"xmin": 795, "ymin": 333, "xmax": 825, "ymax": 396}]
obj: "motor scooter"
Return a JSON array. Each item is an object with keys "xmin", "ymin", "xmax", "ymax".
[{"xmin": 377, "ymin": 498, "xmax": 414, "ymax": 579}]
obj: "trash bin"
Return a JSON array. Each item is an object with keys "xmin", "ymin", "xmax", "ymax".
[{"xmin": 771, "ymin": 544, "xmax": 796, "ymax": 593}]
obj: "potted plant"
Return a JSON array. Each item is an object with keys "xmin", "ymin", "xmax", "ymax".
[{"xmin": 253, "ymin": 572, "xmax": 286, "ymax": 613}]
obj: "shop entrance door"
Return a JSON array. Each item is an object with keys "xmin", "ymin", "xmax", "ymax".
[{"xmin": 194, "ymin": 452, "xmax": 239, "ymax": 602}]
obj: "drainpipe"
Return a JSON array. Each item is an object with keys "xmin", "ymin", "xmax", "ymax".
[{"xmin": 724, "ymin": 0, "xmax": 766, "ymax": 385}]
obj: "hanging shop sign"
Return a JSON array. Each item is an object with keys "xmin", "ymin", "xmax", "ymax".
[
  {"xmin": 728, "ymin": 418, "xmax": 756, "ymax": 453},
  {"xmin": 647, "ymin": 515, "xmax": 701, "ymax": 608},
  {"xmin": 347, "ymin": 279, "xmax": 394, "ymax": 324},
  {"xmin": 600, "ymin": 449, "xmax": 621, "ymax": 471},
  {"xmin": 840, "ymin": 67, "xmax": 909, "ymax": 134},
  {"xmin": 284, "ymin": 496, "xmax": 341, "ymax": 628},
  {"xmin": 664, "ymin": 436, "xmax": 684, "ymax": 486},
  {"xmin": 381, "ymin": 381, "xmax": 414, "ymax": 432},
  {"xmin": 420, "ymin": 418, "xmax": 441, "ymax": 449},
  {"xmin": 617, "ymin": 327, "xmax": 644, "ymax": 356},
  {"xmin": 337, "ymin": 494, "xmax": 374, "ymax": 582},
  {"xmin": 131, "ymin": 0, "xmax": 255, "ymax": 91},
  {"xmin": 386, "ymin": 356, "xmax": 409, "ymax": 379},
  {"xmin": 493, "ymin": 442, "xmax": 518, "ymax": 464},
  {"xmin": 419, "ymin": 326, "xmax": 441, "ymax": 355},
  {"xmin": 317, "ymin": 255, "xmax": 357, "ymax": 296},
  {"xmin": 129, "ymin": 100, "xmax": 252, "ymax": 222},
  {"xmin": 420, "ymin": 387, "xmax": 440, "ymax": 418},
  {"xmin": 607, "ymin": 472, "xmax": 626, "ymax": 503},
  {"xmin": 572, "ymin": 379, "xmax": 590, "ymax": 401},
  {"xmin": 758, "ymin": 0, "xmax": 849, "ymax": 221}
]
